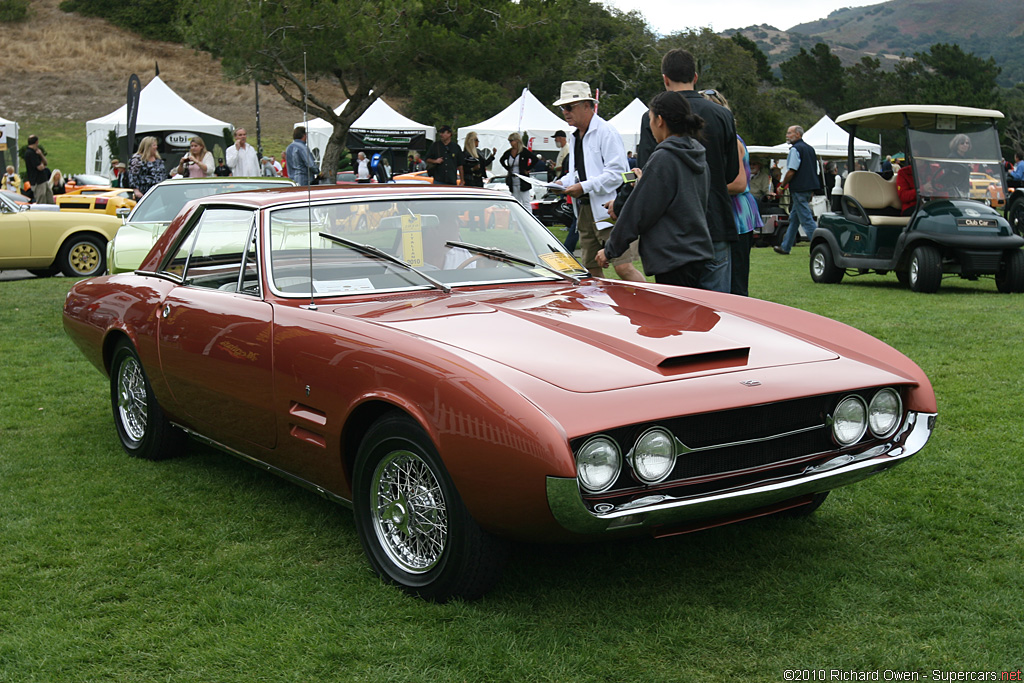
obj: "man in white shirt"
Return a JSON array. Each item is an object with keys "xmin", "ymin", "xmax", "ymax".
[
  {"xmin": 225, "ymin": 128, "xmax": 261, "ymax": 177},
  {"xmin": 553, "ymin": 81, "xmax": 642, "ymax": 281}
]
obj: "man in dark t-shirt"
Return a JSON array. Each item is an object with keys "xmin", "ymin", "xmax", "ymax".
[
  {"xmin": 425, "ymin": 125, "xmax": 463, "ymax": 185},
  {"xmin": 24, "ymin": 134, "xmax": 54, "ymax": 204}
]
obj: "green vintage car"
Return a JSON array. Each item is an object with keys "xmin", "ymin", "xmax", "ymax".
[{"xmin": 107, "ymin": 177, "xmax": 295, "ymax": 273}]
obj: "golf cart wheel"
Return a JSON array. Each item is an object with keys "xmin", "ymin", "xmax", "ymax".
[
  {"xmin": 996, "ymin": 249, "xmax": 1024, "ymax": 293},
  {"xmin": 809, "ymin": 243, "xmax": 844, "ymax": 284},
  {"xmin": 908, "ymin": 245, "xmax": 942, "ymax": 293},
  {"xmin": 1008, "ymin": 196, "xmax": 1024, "ymax": 237}
]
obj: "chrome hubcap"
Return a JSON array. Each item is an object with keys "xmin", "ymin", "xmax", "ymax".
[
  {"xmin": 371, "ymin": 451, "xmax": 447, "ymax": 573},
  {"xmin": 812, "ymin": 253, "xmax": 825, "ymax": 276},
  {"xmin": 117, "ymin": 356, "xmax": 148, "ymax": 443},
  {"xmin": 910, "ymin": 257, "xmax": 919, "ymax": 284}
]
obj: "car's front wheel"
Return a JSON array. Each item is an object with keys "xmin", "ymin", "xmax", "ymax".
[
  {"xmin": 353, "ymin": 412, "xmax": 508, "ymax": 601},
  {"xmin": 58, "ymin": 234, "xmax": 106, "ymax": 277},
  {"xmin": 908, "ymin": 245, "xmax": 942, "ymax": 293},
  {"xmin": 810, "ymin": 243, "xmax": 844, "ymax": 284},
  {"xmin": 996, "ymin": 249, "xmax": 1024, "ymax": 293},
  {"xmin": 1008, "ymin": 196, "xmax": 1024, "ymax": 237},
  {"xmin": 109, "ymin": 340, "xmax": 185, "ymax": 460}
]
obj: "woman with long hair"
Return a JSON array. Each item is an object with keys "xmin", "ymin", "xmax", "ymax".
[
  {"xmin": 597, "ymin": 90, "xmax": 713, "ymax": 288},
  {"xmin": 176, "ymin": 137, "xmax": 214, "ymax": 178},
  {"xmin": 461, "ymin": 132, "xmax": 493, "ymax": 188},
  {"xmin": 499, "ymin": 132, "xmax": 537, "ymax": 208},
  {"xmin": 127, "ymin": 136, "xmax": 168, "ymax": 199}
]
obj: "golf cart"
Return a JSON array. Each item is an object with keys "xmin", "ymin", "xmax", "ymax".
[{"xmin": 810, "ymin": 105, "xmax": 1024, "ymax": 293}]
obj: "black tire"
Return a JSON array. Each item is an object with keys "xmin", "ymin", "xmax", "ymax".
[
  {"xmin": 28, "ymin": 266, "xmax": 60, "ymax": 278},
  {"xmin": 1008, "ymin": 196, "xmax": 1024, "ymax": 237},
  {"xmin": 996, "ymin": 249, "xmax": 1024, "ymax": 293},
  {"xmin": 352, "ymin": 412, "xmax": 508, "ymax": 602},
  {"xmin": 908, "ymin": 244, "xmax": 942, "ymax": 293},
  {"xmin": 57, "ymin": 233, "xmax": 106, "ymax": 277},
  {"xmin": 778, "ymin": 492, "xmax": 830, "ymax": 518},
  {"xmin": 809, "ymin": 243, "xmax": 844, "ymax": 284},
  {"xmin": 109, "ymin": 340, "xmax": 186, "ymax": 460},
  {"xmin": 895, "ymin": 269, "xmax": 910, "ymax": 287}
]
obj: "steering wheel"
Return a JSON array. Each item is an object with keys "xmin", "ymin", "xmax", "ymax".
[{"xmin": 456, "ymin": 255, "xmax": 488, "ymax": 269}]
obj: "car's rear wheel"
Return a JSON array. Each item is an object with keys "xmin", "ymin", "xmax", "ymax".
[
  {"xmin": 809, "ymin": 243, "xmax": 844, "ymax": 284},
  {"xmin": 352, "ymin": 412, "xmax": 508, "ymax": 602},
  {"xmin": 109, "ymin": 340, "xmax": 185, "ymax": 460},
  {"xmin": 58, "ymin": 234, "xmax": 106, "ymax": 277},
  {"xmin": 996, "ymin": 249, "xmax": 1024, "ymax": 293},
  {"xmin": 908, "ymin": 245, "xmax": 942, "ymax": 293}
]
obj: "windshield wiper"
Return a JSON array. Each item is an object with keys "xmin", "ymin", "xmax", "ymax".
[
  {"xmin": 445, "ymin": 241, "xmax": 582, "ymax": 284},
  {"xmin": 318, "ymin": 232, "xmax": 451, "ymax": 293}
]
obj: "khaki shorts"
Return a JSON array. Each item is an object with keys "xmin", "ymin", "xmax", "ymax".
[{"xmin": 577, "ymin": 202, "xmax": 637, "ymax": 270}]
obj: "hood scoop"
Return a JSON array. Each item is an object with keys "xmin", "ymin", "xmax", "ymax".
[{"xmin": 658, "ymin": 347, "xmax": 750, "ymax": 374}]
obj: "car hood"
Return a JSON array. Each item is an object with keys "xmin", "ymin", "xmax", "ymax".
[{"xmin": 329, "ymin": 282, "xmax": 841, "ymax": 392}]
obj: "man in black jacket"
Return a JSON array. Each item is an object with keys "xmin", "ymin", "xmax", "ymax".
[{"xmin": 635, "ymin": 49, "xmax": 738, "ymax": 293}]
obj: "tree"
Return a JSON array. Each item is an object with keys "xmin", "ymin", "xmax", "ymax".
[
  {"xmin": 731, "ymin": 32, "xmax": 776, "ymax": 85},
  {"xmin": 178, "ymin": 0, "xmax": 566, "ymax": 176},
  {"xmin": 892, "ymin": 43, "xmax": 1001, "ymax": 109},
  {"xmin": 779, "ymin": 43, "xmax": 845, "ymax": 117}
]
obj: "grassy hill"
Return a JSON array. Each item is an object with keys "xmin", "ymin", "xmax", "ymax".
[{"xmin": 724, "ymin": 0, "xmax": 1024, "ymax": 86}]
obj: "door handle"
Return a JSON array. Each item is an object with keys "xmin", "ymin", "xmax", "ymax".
[{"xmin": 162, "ymin": 304, "xmax": 170, "ymax": 318}]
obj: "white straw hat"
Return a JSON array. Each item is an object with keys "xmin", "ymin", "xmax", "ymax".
[{"xmin": 552, "ymin": 81, "xmax": 596, "ymax": 107}]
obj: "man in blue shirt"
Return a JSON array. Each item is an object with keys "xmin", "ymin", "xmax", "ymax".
[
  {"xmin": 1009, "ymin": 151, "xmax": 1024, "ymax": 187},
  {"xmin": 774, "ymin": 125, "xmax": 819, "ymax": 255},
  {"xmin": 285, "ymin": 126, "xmax": 320, "ymax": 186}
]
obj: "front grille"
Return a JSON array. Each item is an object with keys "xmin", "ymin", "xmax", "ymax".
[
  {"xmin": 957, "ymin": 250, "xmax": 1002, "ymax": 274},
  {"xmin": 577, "ymin": 389, "xmax": 896, "ymax": 505}
]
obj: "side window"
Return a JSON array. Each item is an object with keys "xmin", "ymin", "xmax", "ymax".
[{"xmin": 163, "ymin": 207, "xmax": 258, "ymax": 291}]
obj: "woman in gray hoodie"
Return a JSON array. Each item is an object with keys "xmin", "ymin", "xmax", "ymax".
[{"xmin": 598, "ymin": 91, "xmax": 713, "ymax": 288}]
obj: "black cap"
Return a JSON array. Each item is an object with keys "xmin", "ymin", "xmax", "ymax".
[
  {"xmin": 554, "ymin": 130, "xmax": 567, "ymax": 138},
  {"xmin": 438, "ymin": 125, "xmax": 452, "ymax": 134}
]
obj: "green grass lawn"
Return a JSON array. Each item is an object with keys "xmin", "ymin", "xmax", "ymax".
[{"xmin": 1, "ymin": 246, "xmax": 1022, "ymax": 681}]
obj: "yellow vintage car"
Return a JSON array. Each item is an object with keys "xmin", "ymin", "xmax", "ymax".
[
  {"xmin": 0, "ymin": 191, "xmax": 123, "ymax": 277},
  {"xmin": 56, "ymin": 187, "xmax": 136, "ymax": 216}
]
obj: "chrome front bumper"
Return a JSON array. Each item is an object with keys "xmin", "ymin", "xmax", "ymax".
[{"xmin": 546, "ymin": 411, "xmax": 936, "ymax": 535}]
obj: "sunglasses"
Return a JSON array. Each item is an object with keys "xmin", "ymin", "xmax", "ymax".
[
  {"xmin": 559, "ymin": 103, "xmax": 578, "ymax": 113},
  {"xmin": 700, "ymin": 89, "xmax": 719, "ymax": 96}
]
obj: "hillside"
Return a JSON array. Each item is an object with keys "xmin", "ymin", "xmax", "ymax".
[
  {"xmin": 724, "ymin": 0, "xmax": 1024, "ymax": 85},
  {"xmin": 0, "ymin": 0, "xmax": 346, "ymax": 139}
]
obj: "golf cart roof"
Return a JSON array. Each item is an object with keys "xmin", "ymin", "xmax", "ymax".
[
  {"xmin": 837, "ymin": 105, "xmax": 1004, "ymax": 130},
  {"xmin": 747, "ymin": 145, "xmax": 849, "ymax": 160}
]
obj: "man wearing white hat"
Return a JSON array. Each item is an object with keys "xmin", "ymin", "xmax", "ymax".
[{"xmin": 553, "ymin": 81, "xmax": 643, "ymax": 282}]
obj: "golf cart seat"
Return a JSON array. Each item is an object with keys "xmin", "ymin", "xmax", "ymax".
[{"xmin": 841, "ymin": 171, "xmax": 910, "ymax": 227}]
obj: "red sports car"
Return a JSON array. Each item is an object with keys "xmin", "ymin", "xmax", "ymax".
[{"xmin": 63, "ymin": 184, "xmax": 937, "ymax": 601}]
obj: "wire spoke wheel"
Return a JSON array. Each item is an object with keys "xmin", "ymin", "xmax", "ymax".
[
  {"xmin": 116, "ymin": 355, "xmax": 149, "ymax": 444},
  {"xmin": 371, "ymin": 450, "xmax": 449, "ymax": 573}
]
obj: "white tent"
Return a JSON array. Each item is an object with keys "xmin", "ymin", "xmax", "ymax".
[
  {"xmin": 85, "ymin": 76, "xmax": 232, "ymax": 178},
  {"xmin": 0, "ymin": 113, "xmax": 18, "ymax": 172},
  {"xmin": 804, "ymin": 114, "xmax": 880, "ymax": 158},
  {"xmin": 458, "ymin": 88, "xmax": 569, "ymax": 154},
  {"xmin": 606, "ymin": 98, "xmax": 648, "ymax": 155},
  {"xmin": 300, "ymin": 97, "xmax": 436, "ymax": 163}
]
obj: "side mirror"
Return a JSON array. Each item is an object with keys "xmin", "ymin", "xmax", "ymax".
[{"xmin": 116, "ymin": 207, "xmax": 131, "ymax": 221}]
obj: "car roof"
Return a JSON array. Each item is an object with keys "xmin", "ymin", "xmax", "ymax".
[
  {"xmin": 837, "ymin": 105, "xmax": 1004, "ymax": 130},
  {"xmin": 191, "ymin": 183, "xmax": 510, "ymax": 209}
]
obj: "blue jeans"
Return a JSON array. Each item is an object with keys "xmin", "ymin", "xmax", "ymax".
[
  {"xmin": 698, "ymin": 241, "xmax": 731, "ymax": 293},
  {"xmin": 563, "ymin": 217, "xmax": 578, "ymax": 252},
  {"xmin": 781, "ymin": 191, "xmax": 817, "ymax": 253}
]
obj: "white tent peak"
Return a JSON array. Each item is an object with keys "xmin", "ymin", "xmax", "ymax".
[
  {"xmin": 606, "ymin": 98, "xmax": 648, "ymax": 155},
  {"xmin": 458, "ymin": 88, "xmax": 570, "ymax": 154},
  {"xmin": 299, "ymin": 96, "xmax": 436, "ymax": 162},
  {"xmin": 85, "ymin": 75, "xmax": 231, "ymax": 178}
]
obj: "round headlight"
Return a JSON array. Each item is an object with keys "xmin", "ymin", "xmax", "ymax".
[
  {"xmin": 629, "ymin": 427, "xmax": 677, "ymax": 484},
  {"xmin": 576, "ymin": 436, "xmax": 622, "ymax": 494},
  {"xmin": 832, "ymin": 395, "xmax": 867, "ymax": 446},
  {"xmin": 868, "ymin": 388, "xmax": 902, "ymax": 438}
]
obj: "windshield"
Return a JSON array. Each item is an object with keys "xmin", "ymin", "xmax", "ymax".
[
  {"xmin": 265, "ymin": 196, "xmax": 583, "ymax": 297},
  {"xmin": 908, "ymin": 120, "xmax": 1004, "ymax": 201},
  {"xmin": 130, "ymin": 180, "xmax": 288, "ymax": 223}
]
